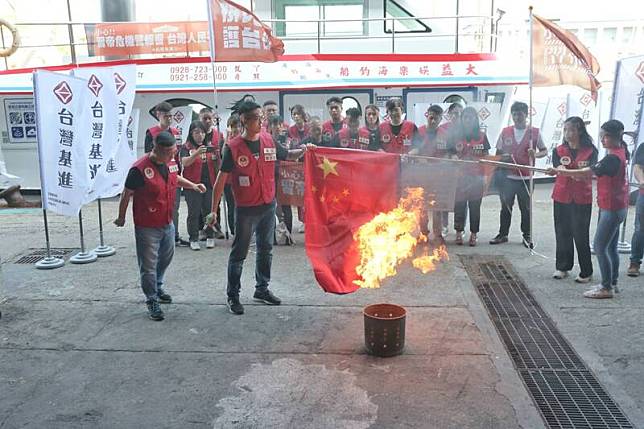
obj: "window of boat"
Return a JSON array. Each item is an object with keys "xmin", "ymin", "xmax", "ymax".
[
  {"xmin": 384, "ymin": 0, "xmax": 431, "ymax": 33},
  {"xmin": 275, "ymin": 0, "xmax": 366, "ymax": 37}
]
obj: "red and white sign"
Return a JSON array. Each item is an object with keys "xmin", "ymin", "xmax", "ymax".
[{"xmin": 53, "ymin": 81, "xmax": 73, "ymax": 104}]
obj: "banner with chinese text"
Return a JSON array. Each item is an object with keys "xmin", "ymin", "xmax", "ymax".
[
  {"xmin": 34, "ymin": 70, "xmax": 92, "ymax": 216},
  {"xmin": 209, "ymin": 0, "xmax": 284, "ymax": 63},
  {"xmin": 276, "ymin": 161, "xmax": 305, "ymax": 206}
]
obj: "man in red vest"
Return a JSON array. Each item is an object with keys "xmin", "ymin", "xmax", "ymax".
[
  {"xmin": 490, "ymin": 102, "xmax": 547, "ymax": 248},
  {"xmin": 143, "ymin": 101, "xmax": 189, "ymax": 247},
  {"xmin": 208, "ymin": 100, "xmax": 308, "ymax": 315},
  {"xmin": 199, "ymin": 107, "xmax": 226, "ymax": 239},
  {"xmin": 379, "ymin": 97, "xmax": 419, "ymax": 154},
  {"xmin": 322, "ymin": 96, "xmax": 346, "ymax": 146},
  {"xmin": 115, "ymin": 131, "xmax": 206, "ymax": 321}
]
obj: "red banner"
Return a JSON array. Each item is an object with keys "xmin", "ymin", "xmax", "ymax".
[
  {"xmin": 87, "ymin": 22, "xmax": 211, "ymax": 57},
  {"xmin": 210, "ymin": 0, "xmax": 284, "ymax": 63},
  {"xmin": 532, "ymin": 14, "xmax": 601, "ymax": 101},
  {"xmin": 276, "ymin": 161, "xmax": 305, "ymax": 206},
  {"xmin": 304, "ymin": 147, "xmax": 399, "ymax": 294}
]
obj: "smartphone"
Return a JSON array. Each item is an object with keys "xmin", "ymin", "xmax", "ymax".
[{"xmin": 205, "ymin": 146, "xmax": 216, "ymax": 153}]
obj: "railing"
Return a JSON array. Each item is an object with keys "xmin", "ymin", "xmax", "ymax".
[{"xmin": 1, "ymin": 14, "xmax": 496, "ymax": 71}]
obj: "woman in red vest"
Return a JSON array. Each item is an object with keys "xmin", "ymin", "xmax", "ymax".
[
  {"xmin": 452, "ymin": 106, "xmax": 490, "ymax": 246},
  {"xmin": 180, "ymin": 121, "xmax": 219, "ymax": 250},
  {"xmin": 288, "ymin": 104, "xmax": 310, "ymax": 147},
  {"xmin": 550, "ymin": 116, "xmax": 598, "ymax": 282},
  {"xmin": 361, "ymin": 104, "xmax": 381, "ymax": 151},
  {"xmin": 548, "ymin": 120, "xmax": 629, "ymax": 299}
]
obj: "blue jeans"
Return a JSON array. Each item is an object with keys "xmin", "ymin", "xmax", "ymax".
[
  {"xmin": 594, "ymin": 209, "xmax": 627, "ymax": 289},
  {"xmin": 630, "ymin": 194, "xmax": 644, "ymax": 265},
  {"xmin": 227, "ymin": 201, "xmax": 276, "ymax": 298},
  {"xmin": 135, "ymin": 223, "xmax": 175, "ymax": 302}
]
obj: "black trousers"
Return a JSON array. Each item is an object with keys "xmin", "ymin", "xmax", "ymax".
[
  {"xmin": 223, "ymin": 184, "xmax": 236, "ymax": 235},
  {"xmin": 498, "ymin": 177, "xmax": 530, "ymax": 237},
  {"xmin": 454, "ymin": 199, "xmax": 482, "ymax": 233},
  {"xmin": 553, "ymin": 201, "xmax": 593, "ymax": 277}
]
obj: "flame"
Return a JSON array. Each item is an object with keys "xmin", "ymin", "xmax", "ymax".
[{"xmin": 353, "ymin": 187, "xmax": 448, "ymax": 288}]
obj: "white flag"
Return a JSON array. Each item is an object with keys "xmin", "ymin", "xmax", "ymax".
[
  {"xmin": 34, "ymin": 70, "xmax": 92, "ymax": 217},
  {"xmin": 72, "ymin": 66, "xmax": 120, "ymax": 204},
  {"xmin": 170, "ymin": 106, "xmax": 193, "ymax": 145},
  {"xmin": 93, "ymin": 64, "xmax": 137, "ymax": 199},
  {"xmin": 100, "ymin": 108, "xmax": 140, "ymax": 196},
  {"xmin": 611, "ymin": 55, "xmax": 644, "ymax": 135}
]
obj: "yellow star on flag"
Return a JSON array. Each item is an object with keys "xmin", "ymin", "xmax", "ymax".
[
  {"xmin": 317, "ymin": 157, "xmax": 339, "ymax": 179},
  {"xmin": 342, "ymin": 188, "xmax": 350, "ymax": 197}
]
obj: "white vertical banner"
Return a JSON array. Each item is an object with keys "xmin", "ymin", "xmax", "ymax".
[
  {"xmin": 34, "ymin": 70, "xmax": 92, "ymax": 216},
  {"xmin": 469, "ymin": 102, "xmax": 503, "ymax": 146},
  {"xmin": 95, "ymin": 64, "xmax": 136, "ymax": 199},
  {"xmin": 127, "ymin": 108, "xmax": 140, "ymax": 157},
  {"xmin": 611, "ymin": 55, "xmax": 644, "ymax": 135},
  {"xmin": 540, "ymin": 97, "xmax": 568, "ymax": 155},
  {"xmin": 72, "ymin": 66, "xmax": 120, "ymax": 203},
  {"xmin": 169, "ymin": 106, "xmax": 194, "ymax": 144}
]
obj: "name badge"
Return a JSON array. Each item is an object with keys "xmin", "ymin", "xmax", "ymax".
[
  {"xmin": 403, "ymin": 137, "xmax": 412, "ymax": 146},
  {"xmin": 578, "ymin": 161, "xmax": 589, "ymax": 167},
  {"xmin": 265, "ymin": 154, "xmax": 277, "ymax": 162},
  {"xmin": 239, "ymin": 176, "xmax": 250, "ymax": 187},
  {"xmin": 169, "ymin": 164, "xmax": 179, "ymax": 173},
  {"xmin": 264, "ymin": 147, "xmax": 276, "ymax": 154}
]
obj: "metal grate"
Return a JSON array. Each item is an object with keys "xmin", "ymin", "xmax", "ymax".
[
  {"xmin": 13, "ymin": 248, "xmax": 77, "ymax": 264},
  {"xmin": 460, "ymin": 255, "xmax": 634, "ymax": 429}
]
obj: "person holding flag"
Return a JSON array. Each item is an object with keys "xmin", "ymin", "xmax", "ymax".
[
  {"xmin": 490, "ymin": 102, "xmax": 547, "ymax": 248},
  {"xmin": 208, "ymin": 100, "xmax": 309, "ymax": 315},
  {"xmin": 335, "ymin": 107, "xmax": 370, "ymax": 150},
  {"xmin": 547, "ymin": 120, "xmax": 629, "ymax": 299},
  {"xmin": 115, "ymin": 131, "xmax": 206, "ymax": 321}
]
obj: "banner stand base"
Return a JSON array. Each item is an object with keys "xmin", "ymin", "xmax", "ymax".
[
  {"xmin": 93, "ymin": 245, "xmax": 116, "ymax": 257},
  {"xmin": 618, "ymin": 241, "xmax": 631, "ymax": 254},
  {"xmin": 70, "ymin": 251, "xmax": 98, "ymax": 264},
  {"xmin": 35, "ymin": 257, "xmax": 65, "ymax": 270}
]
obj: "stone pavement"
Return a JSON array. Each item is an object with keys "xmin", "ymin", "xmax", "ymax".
[{"xmin": 0, "ymin": 183, "xmax": 642, "ymax": 428}]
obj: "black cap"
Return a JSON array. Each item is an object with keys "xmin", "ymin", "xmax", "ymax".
[{"xmin": 155, "ymin": 131, "xmax": 176, "ymax": 147}]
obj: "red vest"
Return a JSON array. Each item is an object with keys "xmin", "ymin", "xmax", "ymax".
[
  {"xmin": 551, "ymin": 145, "xmax": 594, "ymax": 204},
  {"xmin": 597, "ymin": 147, "xmax": 629, "ymax": 210},
  {"xmin": 181, "ymin": 141, "xmax": 219, "ymax": 185},
  {"xmin": 288, "ymin": 124, "xmax": 310, "ymax": 147},
  {"xmin": 379, "ymin": 120, "xmax": 416, "ymax": 154},
  {"xmin": 228, "ymin": 133, "xmax": 276, "ymax": 207},
  {"xmin": 131, "ymin": 155, "xmax": 179, "ymax": 228},
  {"xmin": 455, "ymin": 132, "xmax": 487, "ymax": 175},
  {"xmin": 337, "ymin": 128, "xmax": 370, "ymax": 150},
  {"xmin": 148, "ymin": 125, "xmax": 181, "ymax": 172},
  {"xmin": 322, "ymin": 119, "xmax": 346, "ymax": 145},
  {"xmin": 499, "ymin": 126, "xmax": 541, "ymax": 178},
  {"xmin": 418, "ymin": 125, "xmax": 448, "ymax": 157}
]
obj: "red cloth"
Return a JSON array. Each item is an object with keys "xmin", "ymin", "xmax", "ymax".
[{"xmin": 304, "ymin": 147, "xmax": 399, "ymax": 294}]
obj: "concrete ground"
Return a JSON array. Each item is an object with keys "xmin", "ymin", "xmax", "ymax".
[{"xmin": 0, "ymin": 183, "xmax": 642, "ymax": 428}]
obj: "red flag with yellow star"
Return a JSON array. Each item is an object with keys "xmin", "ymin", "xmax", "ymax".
[{"xmin": 304, "ymin": 147, "xmax": 400, "ymax": 294}]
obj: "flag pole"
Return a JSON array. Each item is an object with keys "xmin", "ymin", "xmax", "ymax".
[
  {"xmin": 70, "ymin": 209, "xmax": 97, "ymax": 264},
  {"xmin": 528, "ymin": 6, "xmax": 535, "ymax": 250},
  {"xmin": 33, "ymin": 72, "xmax": 64, "ymax": 270},
  {"xmin": 93, "ymin": 198, "xmax": 116, "ymax": 256},
  {"xmin": 205, "ymin": 0, "xmax": 230, "ymax": 240}
]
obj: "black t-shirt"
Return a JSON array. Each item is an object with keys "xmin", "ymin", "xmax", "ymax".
[
  {"xmin": 635, "ymin": 143, "xmax": 644, "ymax": 167},
  {"xmin": 591, "ymin": 154, "xmax": 622, "ymax": 177},
  {"xmin": 390, "ymin": 122, "xmax": 421, "ymax": 147},
  {"xmin": 365, "ymin": 127, "xmax": 381, "ymax": 151},
  {"xmin": 144, "ymin": 130, "xmax": 154, "ymax": 154},
  {"xmin": 220, "ymin": 138, "xmax": 289, "ymax": 173},
  {"xmin": 124, "ymin": 162, "xmax": 169, "ymax": 190},
  {"xmin": 331, "ymin": 121, "xmax": 343, "ymax": 133},
  {"xmin": 552, "ymin": 145, "xmax": 598, "ymax": 168}
]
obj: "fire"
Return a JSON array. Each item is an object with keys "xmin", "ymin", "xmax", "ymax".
[{"xmin": 353, "ymin": 187, "xmax": 448, "ymax": 288}]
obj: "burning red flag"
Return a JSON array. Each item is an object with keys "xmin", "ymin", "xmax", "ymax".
[
  {"xmin": 532, "ymin": 14, "xmax": 601, "ymax": 101},
  {"xmin": 304, "ymin": 147, "xmax": 400, "ymax": 294},
  {"xmin": 209, "ymin": 0, "xmax": 285, "ymax": 62}
]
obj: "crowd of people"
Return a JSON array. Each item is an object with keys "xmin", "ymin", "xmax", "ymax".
[{"xmin": 115, "ymin": 95, "xmax": 644, "ymax": 320}]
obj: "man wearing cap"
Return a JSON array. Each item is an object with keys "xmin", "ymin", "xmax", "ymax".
[{"xmin": 115, "ymin": 131, "xmax": 206, "ymax": 321}]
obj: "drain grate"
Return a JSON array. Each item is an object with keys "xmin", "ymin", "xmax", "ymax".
[
  {"xmin": 13, "ymin": 248, "xmax": 77, "ymax": 264},
  {"xmin": 461, "ymin": 255, "xmax": 633, "ymax": 429}
]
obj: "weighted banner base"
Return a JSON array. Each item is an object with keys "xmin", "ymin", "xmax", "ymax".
[
  {"xmin": 35, "ymin": 257, "xmax": 65, "ymax": 270},
  {"xmin": 618, "ymin": 241, "xmax": 631, "ymax": 254},
  {"xmin": 70, "ymin": 251, "xmax": 97, "ymax": 264},
  {"xmin": 93, "ymin": 245, "xmax": 116, "ymax": 257}
]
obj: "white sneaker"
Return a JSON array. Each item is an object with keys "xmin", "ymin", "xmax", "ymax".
[
  {"xmin": 190, "ymin": 241, "xmax": 201, "ymax": 251},
  {"xmin": 297, "ymin": 224, "xmax": 305, "ymax": 233},
  {"xmin": 574, "ymin": 275, "xmax": 592, "ymax": 284},
  {"xmin": 442, "ymin": 226, "xmax": 449, "ymax": 236},
  {"xmin": 206, "ymin": 238, "xmax": 215, "ymax": 248},
  {"xmin": 583, "ymin": 285, "xmax": 613, "ymax": 299},
  {"xmin": 553, "ymin": 270, "xmax": 568, "ymax": 279}
]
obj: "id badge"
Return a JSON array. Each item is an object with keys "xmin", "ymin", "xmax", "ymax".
[
  {"xmin": 264, "ymin": 147, "xmax": 277, "ymax": 162},
  {"xmin": 403, "ymin": 137, "xmax": 412, "ymax": 146},
  {"xmin": 169, "ymin": 164, "xmax": 179, "ymax": 173},
  {"xmin": 239, "ymin": 176, "xmax": 250, "ymax": 187}
]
